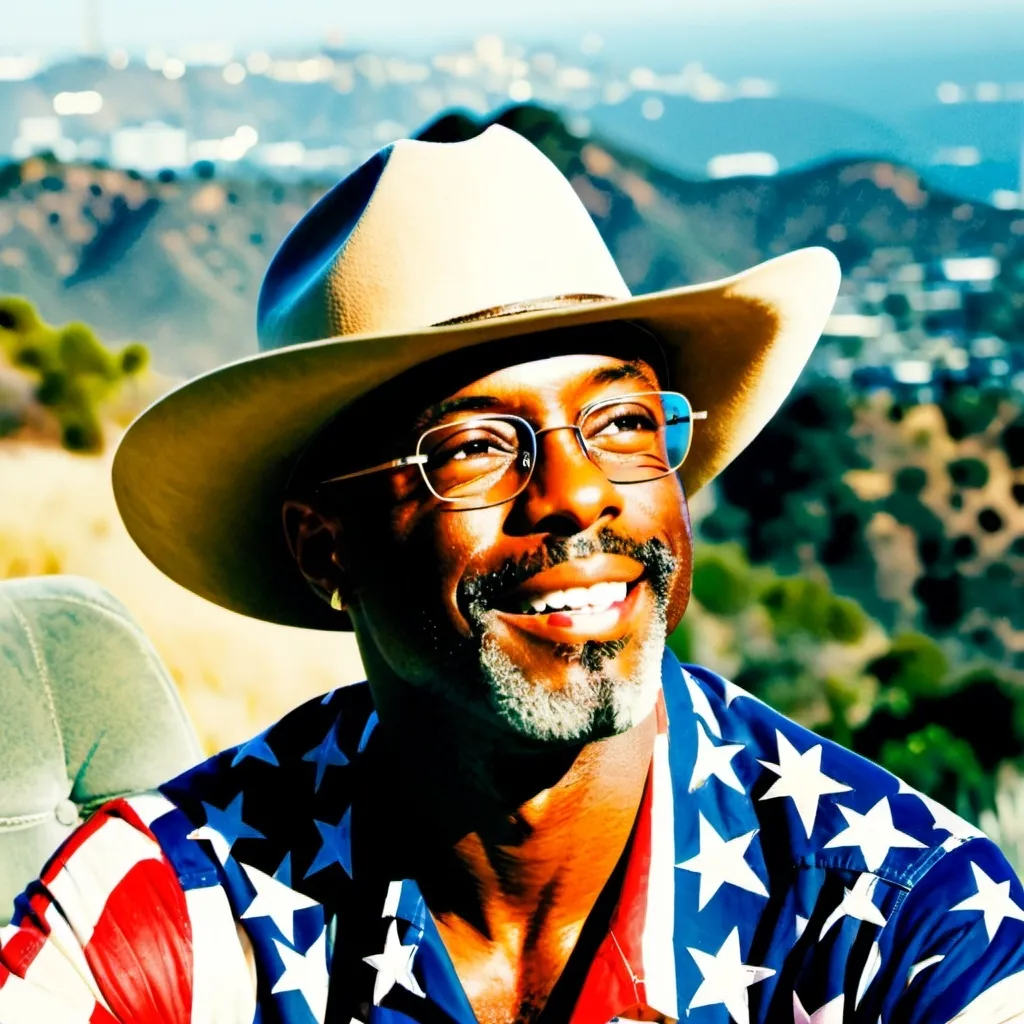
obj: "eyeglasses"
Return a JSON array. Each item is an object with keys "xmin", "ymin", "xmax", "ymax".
[{"xmin": 320, "ymin": 390, "xmax": 707, "ymax": 511}]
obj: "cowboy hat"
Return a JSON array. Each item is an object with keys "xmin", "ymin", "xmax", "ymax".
[{"xmin": 112, "ymin": 124, "xmax": 840, "ymax": 631}]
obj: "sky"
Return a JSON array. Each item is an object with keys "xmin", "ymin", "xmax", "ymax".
[{"xmin": 6, "ymin": 0, "xmax": 1024, "ymax": 54}]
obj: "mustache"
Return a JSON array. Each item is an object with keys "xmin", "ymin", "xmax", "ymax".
[{"xmin": 460, "ymin": 527, "xmax": 679, "ymax": 621}]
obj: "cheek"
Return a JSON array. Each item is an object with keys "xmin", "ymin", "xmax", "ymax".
[
  {"xmin": 625, "ymin": 475, "xmax": 690, "ymax": 545},
  {"xmin": 665, "ymin": 485, "xmax": 694, "ymax": 626},
  {"xmin": 373, "ymin": 501, "xmax": 508, "ymax": 628},
  {"xmin": 629, "ymin": 477, "xmax": 692, "ymax": 621},
  {"xmin": 430, "ymin": 506, "xmax": 510, "ymax": 625}
]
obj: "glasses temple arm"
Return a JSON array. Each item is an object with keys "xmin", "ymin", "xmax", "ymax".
[{"xmin": 321, "ymin": 454, "xmax": 428, "ymax": 485}]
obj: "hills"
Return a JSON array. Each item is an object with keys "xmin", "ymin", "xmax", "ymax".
[
  {"xmin": 586, "ymin": 93, "xmax": 1024, "ymax": 207},
  {"xmin": 0, "ymin": 103, "xmax": 1021, "ymax": 376}
]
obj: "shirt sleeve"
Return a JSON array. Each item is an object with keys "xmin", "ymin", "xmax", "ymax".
[
  {"xmin": 882, "ymin": 837, "xmax": 1024, "ymax": 1024},
  {"xmin": 0, "ymin": 796, "xmax": 253, "ymax": 1024}
]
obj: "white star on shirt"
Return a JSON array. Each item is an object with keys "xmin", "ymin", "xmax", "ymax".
[
  {"xmin": 950, "ymin": 861, "xmax": 1024, "ymax": 943},
  {"xmin": 722, "ymin": 677, "xmax": 760, "ymax": 707},
  {"xmin": 856, "ymin": 941, "xmax": 882, "ymax": 1008},
  {"xmin": 823, "ymin": 797, "xmax": 925, "ymax": 872},
  {"xmin": 819, "ymin": 872, "xmax": 888, "ymax": 938},
  {"xmin": 240, "ymin": 861, "xmax": 318, "ymax": 944},
  {"xmin": 907, "ymin": 954, "xmax": 945, "ymax": 985},
  {"xmin": 683, "ymin": 668, "xmax": 722, "ymax": 738},
  {"xmin": 898, "ymin": 781, "xmax": 985, "ymax": 840},
  {"xmin": 758, "ymin": 730, "xmax": 852, "ymax": 839},
  {"xmin": 271, "ymin": 927, "xmax": 329, "ymax": 1023},
  {"xmin": 689, "ymin": 722, "xmax": 745, "ymax": 794},
  {"xmin": 686, "ymin": 926, "xmax": 775, "ymax": 1024},
  {"xmin": 794, "ymin": 992, "xmax": 845, "ymax": 1023},
  {"xmin": 676, "ymin": 812, "xmax": 768, "ymax": 910},
  {"xmin": 363, "ymin": 919, "xmax": 426, "ymax": 1006}
]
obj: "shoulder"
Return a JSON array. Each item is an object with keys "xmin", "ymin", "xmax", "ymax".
[
  {"xmin": 662, "ymin": 655, "xmax": 1024, "ymax": 1016},
  {"xmin": 159, "ymin": 681, "xmax": 375, "ymax": 831},
  {"xmin": 1, "ymin": 793, "xmax": 253, "ymax": 1024},
  {"xmin": 667, "ymin": 658, "xmax": 983, "ymax": 886},
  {"xmin": 876, "ymin": 835, "xmax": 1024, "ymax": 1020},
  {"xmin": 151, "ymin": 682, "xmax": 373, "ymax": 915}
]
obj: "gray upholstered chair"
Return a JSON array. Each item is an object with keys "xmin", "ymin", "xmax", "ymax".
[{"xmin": 0, "ymin": 574, "xmax": 202, "ymax": 925}]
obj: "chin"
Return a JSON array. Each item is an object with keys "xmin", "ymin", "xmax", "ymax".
[{"xmin": 477, "ymin": 612, "xmax": 668, "ymax": 746}]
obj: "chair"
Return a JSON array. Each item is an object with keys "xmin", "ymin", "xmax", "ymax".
[{"xmin": 0, "ymin": 574, "xmax": 203, "ymax": 925}]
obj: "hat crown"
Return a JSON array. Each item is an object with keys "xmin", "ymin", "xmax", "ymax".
[{"xmin": 256, "ymin": 125, "xmax": 631, "ymax": 350}]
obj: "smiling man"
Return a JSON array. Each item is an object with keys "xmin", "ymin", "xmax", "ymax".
[{"xmin": 2, "ymin": 126, "xmax": 1024, "ymax": 1024}]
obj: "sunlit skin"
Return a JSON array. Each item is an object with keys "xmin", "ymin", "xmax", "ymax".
[{"xmin": 286, "ymin": 336, "xmax": 694, "ymax": 1023}]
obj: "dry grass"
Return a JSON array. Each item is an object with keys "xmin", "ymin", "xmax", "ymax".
[{"xmin": 0, "ymin": 437, "xmax": 366, "ymax": 754}]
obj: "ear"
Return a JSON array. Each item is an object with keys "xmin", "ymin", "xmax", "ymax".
[{"xmin": 282, "ymin": 499, "xmax": 351, "ymax": 613}]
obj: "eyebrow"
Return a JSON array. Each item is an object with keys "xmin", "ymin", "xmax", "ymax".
[
  {"xmin": 412, "ymin": 362, "xmax": 659, "ymax": 435},
  {"xmin": 413, "ymin": 395, "xmax": 501, "ymax": 434},
  {"xmin": 588, "ymin": 361, "xmax": 659, "ymax": 387}
]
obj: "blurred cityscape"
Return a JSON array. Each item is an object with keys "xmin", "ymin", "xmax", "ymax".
[{"xmin": 2, "ymin": 21, "xmax": 1023, "ymax": 203}]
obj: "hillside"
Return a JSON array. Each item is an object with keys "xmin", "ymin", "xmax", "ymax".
[
  {"xmin": 0, "ymin": 103, "xmax": 1022, "ymax": 376},
  {"xmin": 587, "ymin": 94, "xmax": 1024, "ymax": 205}
]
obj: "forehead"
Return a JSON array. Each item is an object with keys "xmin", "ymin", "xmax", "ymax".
[
  {"xmin": 452, "ymin": 352, "xmax": 655, "ymax": 394},
  {"xmin": 413, "ymin": 352, "xmax": 660, "ymax": 431},
  {"xmin": 397, "ymin": 322, "xmax": 668, "ymax": 420}
]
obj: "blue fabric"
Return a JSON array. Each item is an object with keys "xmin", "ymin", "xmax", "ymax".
[{"xmin": 152, "ymin": 651, "xmax": 1024, "ymax": 1023}]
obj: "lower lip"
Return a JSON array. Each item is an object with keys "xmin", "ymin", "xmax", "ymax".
[{"xmin": 494, "ymin": 582, "xmax": 645, "ymax": 644}]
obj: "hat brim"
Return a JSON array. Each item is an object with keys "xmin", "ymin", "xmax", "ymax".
[{"xmin": 112, "ymin": 246, "xmax": 840, "ymax": 630}]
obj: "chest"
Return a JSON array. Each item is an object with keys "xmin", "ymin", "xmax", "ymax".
[{"xmin": 434, "ymin": 915, "xmax": 588, "ymax": 1024}]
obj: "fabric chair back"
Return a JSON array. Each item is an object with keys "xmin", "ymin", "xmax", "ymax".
[{"xmin": 0, "ymin": 575, "xmax": 202, "ymax": 925}]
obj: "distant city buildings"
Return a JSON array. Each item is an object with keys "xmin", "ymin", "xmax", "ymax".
[
  {"xmin": 1, "ymin": 38, "xmax": 1022, "ymax": 211},
  {"xmin": 814, "ymin": 250, "xmax": 1023, "ymax": 398},
  {"xmin": 110, "ymin": 123, "xmax": 188, "ymax": 172},
  {"xmin": 0, "ymin": 39, "xmax": 786, "ymax": 180}
]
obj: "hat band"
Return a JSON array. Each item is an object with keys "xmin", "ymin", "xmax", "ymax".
[{"xmin": 431, "ymin": 293, "xmax": 619, "ymax": 327}]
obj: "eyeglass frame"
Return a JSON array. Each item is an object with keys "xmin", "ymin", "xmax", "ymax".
[{"xmin": 319, "ymin": 389, "xmax": 708, "ymax": 508}]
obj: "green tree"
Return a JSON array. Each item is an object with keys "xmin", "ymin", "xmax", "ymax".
[{"xmin": 0, "ymin": 296, "xmax": 149, "ymax": 451}]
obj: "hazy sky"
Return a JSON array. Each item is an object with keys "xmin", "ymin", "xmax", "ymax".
[{"xmin": 6, "ymin": 0, "xmax": 1024, "ymax": 53}]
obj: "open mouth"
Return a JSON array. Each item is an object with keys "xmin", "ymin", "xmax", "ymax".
[
  {"xmin": 477, "ymin": 555, "xmax": 649, "ymax": 640},
  {"xmin": 499, "ymin": 577, "xmax": 642, "ymax": 620}
]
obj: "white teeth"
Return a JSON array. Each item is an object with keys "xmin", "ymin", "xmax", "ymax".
[{"xmin": 523, "ymin": 580, "xmax": 630, "ymax": 615}]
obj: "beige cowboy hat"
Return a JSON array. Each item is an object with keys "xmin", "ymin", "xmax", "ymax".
[{"xmin": 112, "ymin": 124, "xmax": 840, "ymax": 631}]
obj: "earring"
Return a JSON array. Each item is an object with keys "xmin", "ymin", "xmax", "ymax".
[{"xmin": 330, "ymin": 589, "xmax": 344, "ymax": 611}]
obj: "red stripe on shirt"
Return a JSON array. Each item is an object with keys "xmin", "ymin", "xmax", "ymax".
[
  {"xmin": 84, "ymin": 856, "xmax": 193, "ymax": 1024},
  {"xmin": 0, "ymin": 799, "xmax": 194, "ymax": 1023},
  {"xmin": 569, "ymin": 701, "xmax": 665, "ymax": 1024}
]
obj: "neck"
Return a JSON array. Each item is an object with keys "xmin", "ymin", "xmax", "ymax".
[
  {"xmin": 454, "ymin": 719, "xmax": 656, "ymax": 941},
  {"xmin": 361, "ymin": 668, "xmax": 658, "ymax": 945}
]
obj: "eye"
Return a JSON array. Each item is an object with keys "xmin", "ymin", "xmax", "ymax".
[
  {"xmin": 595, "ymin": 412, "xmax": 657, "ymax": 436},
  {"xmin": 426, "ymin": 426, "xmax": 518, "ymax": 468},
  {"xmin": 450, "ymin": 439, "xmax": 508, "ymax": 461}
]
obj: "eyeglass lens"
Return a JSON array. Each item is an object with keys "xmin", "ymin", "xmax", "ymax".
[{"xmin": 416, "ymin": 392, "xmax": 694, "ymax": 507}]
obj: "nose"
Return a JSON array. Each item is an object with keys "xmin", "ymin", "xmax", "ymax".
[{"xmin": 517, "ymin": 426, "xmax": 623, "ymax": 535}]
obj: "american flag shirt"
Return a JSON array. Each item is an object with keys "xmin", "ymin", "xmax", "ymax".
[{"xmin": 2, "ymin": 650, "xmax": 1024, "ymax": 1024}]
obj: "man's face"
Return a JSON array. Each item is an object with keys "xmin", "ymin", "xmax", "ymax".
[{"xmin": 323, "ymin": 342, "xmax": 694, "ymax": 747}]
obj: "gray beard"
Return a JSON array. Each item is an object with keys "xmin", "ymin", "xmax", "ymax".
[{"xmin": 474, "ymin": 605, "xmax": 669, "ymax": 744}]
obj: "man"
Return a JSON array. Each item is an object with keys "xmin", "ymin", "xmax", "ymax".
[{"xmin": 1, "ymin": 125, "xmax": 1022, "ymax": 1024}]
